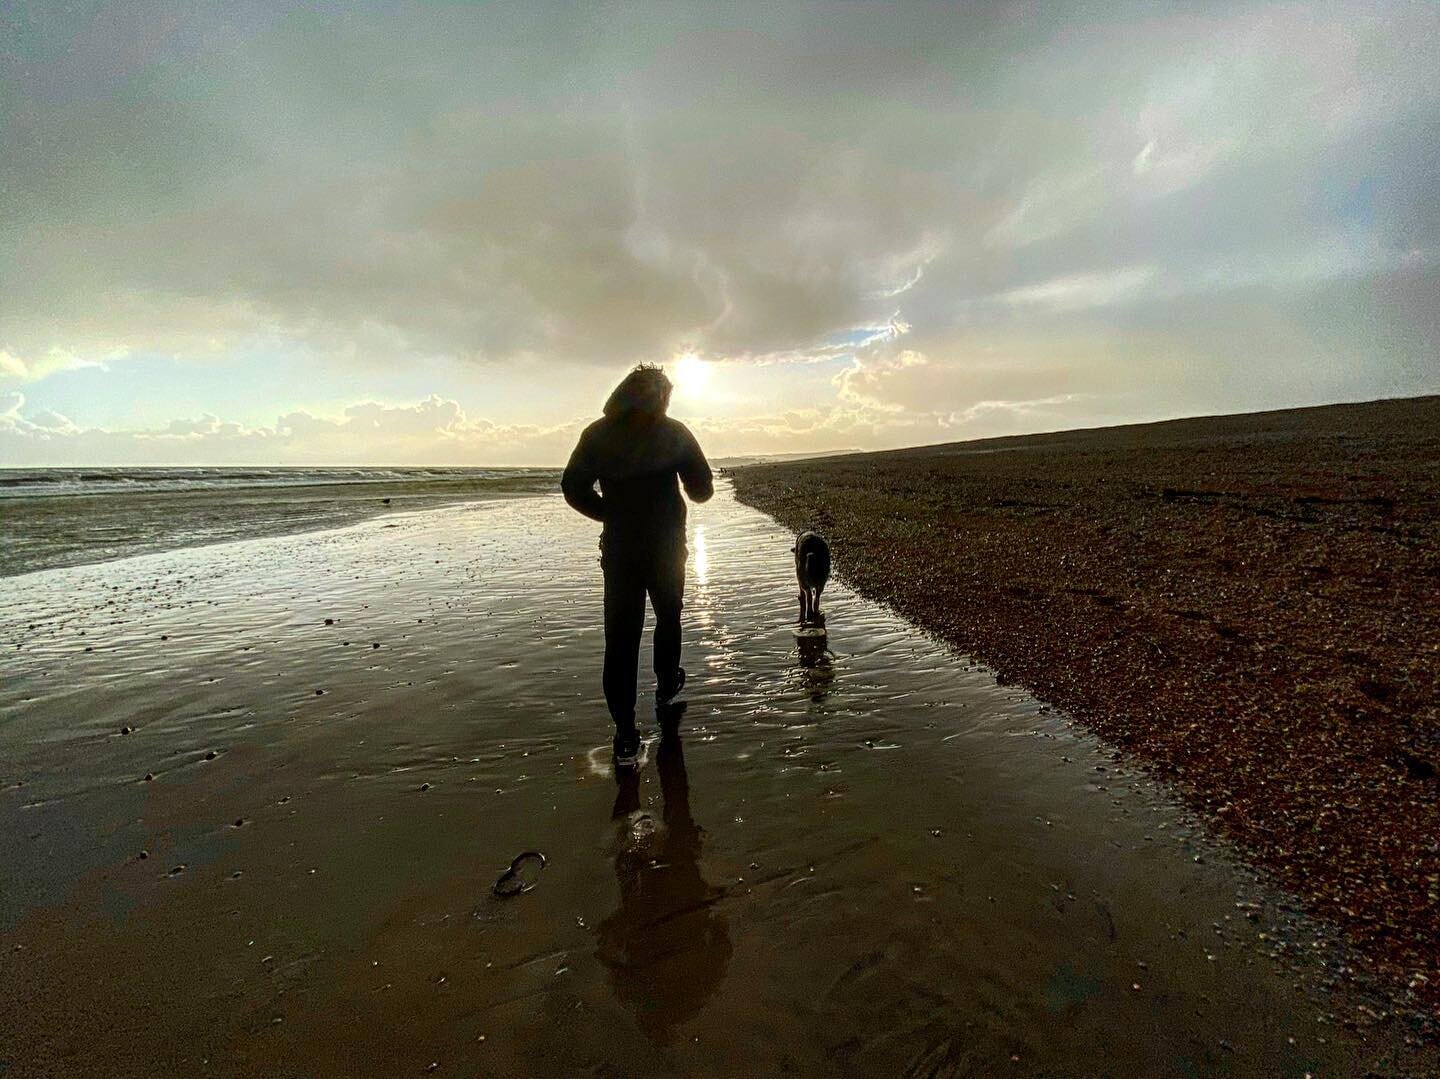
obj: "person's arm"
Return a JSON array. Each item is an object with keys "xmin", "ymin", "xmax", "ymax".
[
  {"xmin": 676, "ymin": 424, "xmax": 713, "ymax": 504},
  {"xmin": 561, "ymin": 429, "xmax": 606, "ymax": 521}
]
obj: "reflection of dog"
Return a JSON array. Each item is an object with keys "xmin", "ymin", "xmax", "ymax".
[
  {"xmin": 797, "ymin": 633, "xmax": 829, "ymax": 667},
  {"xmin": 795, "ymin": 634, "xmax": 834, "ymax": 702},
  {"xmin": 792, "ymin": 531, "xmax": 831, "ymax": 626}
]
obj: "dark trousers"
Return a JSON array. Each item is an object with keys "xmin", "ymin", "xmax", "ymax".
[{"xmin": 602, "ymin": 537, "xmax": 685, "ymax": 728}]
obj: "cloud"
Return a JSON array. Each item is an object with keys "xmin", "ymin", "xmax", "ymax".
[
  {"xmin": 1, "ymin": 2, "xmax": 1437, "ymax": 456},
  {"xmin": 0, "ymin": 392, "xmax": 80, "ymax": 434},
  {"xmin": 985, "ymin": 167, "xmax": 1110, "ymax": 251},
  {"xmin": 993, "ymin": 267, "xmax": 1161, "ymax": 313},
  {"xmin": 835, "ymin": 349, "xmax": 931, "ymax": 412},
  {"xmin": 0, "ymin": 376, "xmax": 1101, "ymax": 467},
  {"xmin": 0, "ymin": 394, "xmax": 581, "ymax": 467},
  {"xmin": 0, "ymin": 348, "xmax": 104, "ymax": 383},
  {"xmin": 942, "ymin": 394, "xmax": 1088, "ymax": 428}
]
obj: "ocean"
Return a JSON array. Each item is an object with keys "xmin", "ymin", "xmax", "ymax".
[{"xmin": 0, "ymin": 466, "xmax": 559, "ymax": 577}]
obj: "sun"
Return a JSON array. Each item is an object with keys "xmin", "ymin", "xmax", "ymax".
[{"xmin": 672, "ymin": 351, "xmax": 711, "ymax": 398}]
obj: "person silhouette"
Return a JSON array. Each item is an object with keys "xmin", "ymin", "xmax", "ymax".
[
  {"xmin": 562, "ymin": 364, "xmax": 713, "ymax": 764},
  {"xmin": 596, "ymin": 724, "xmax": 731, "ymax": 1042}
]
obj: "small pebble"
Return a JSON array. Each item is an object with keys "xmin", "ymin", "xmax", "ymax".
[
  {"xmin": 144, "ymin": 773, "xmax": 154, "ymax": 782},
  {"xmin": 420, "ymin": 783, "xmax": 432, "ymax": 792},
  {"xmin": 324, "ymin": 618, "xmax": 335, "ymax": 626},
  {"xmin": 315, "ymin": 688, "xmax": 325, "ymax": 696},
  {"xmin": 138, "ymin": 850, "xmax": 149, "ymax": 860},
  {"xmin": 205, "ymin": 750, "xmax": 217, "ymax": 760}
]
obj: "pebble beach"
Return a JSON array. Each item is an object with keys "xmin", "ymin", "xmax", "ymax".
[
  {"xmin": 2, "ymin": 474, "xmax": 1437, "ymax": 1074},
  {"xmin": 732, "ymin": 395, "xmax": 1440, "ymax": 1031}
]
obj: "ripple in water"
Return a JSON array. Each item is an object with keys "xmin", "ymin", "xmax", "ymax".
[{"xmin": 0, "ymin": 483, "xmax": 1424, "ymax": 1075}]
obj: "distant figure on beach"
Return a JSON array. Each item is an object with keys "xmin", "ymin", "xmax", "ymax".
[{"xmin": 562, "ymin": 364, "xmax": 713, "ymax": 765}]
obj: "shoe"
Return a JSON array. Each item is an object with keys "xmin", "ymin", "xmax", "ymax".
[
  {"xmin": 657, "ymin": 666, "xmax": 686, "ymax": 704},
  {"xmin": 612, "ymin": 727, "xmax": 641, "ymax": 768}
]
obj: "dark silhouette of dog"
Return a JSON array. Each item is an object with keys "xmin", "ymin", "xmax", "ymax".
[{"xmin": 792, "ymin": 531, "xmax": 831, "ymax": 627}]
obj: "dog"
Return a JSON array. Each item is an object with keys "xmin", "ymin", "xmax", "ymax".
[{"xmin": 792, "ymin": 531, "xmax": 831, "ymax": 627}]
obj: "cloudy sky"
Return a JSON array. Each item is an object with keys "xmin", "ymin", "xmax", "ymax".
[{"xmin": 2, "ymin": 1, "xmax": 1437, "ymax": 465}]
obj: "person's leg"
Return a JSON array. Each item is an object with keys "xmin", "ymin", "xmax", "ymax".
[
  {"xmin": 602, "ymin": 551, "xmax": 646, "ymax": 732},
  {"xmin": 649, "ymin": 541, "xmax": 687, "ymax": 700}
]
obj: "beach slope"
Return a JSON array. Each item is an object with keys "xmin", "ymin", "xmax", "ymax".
[{"xmin": 732, "ymin": 395, "xmax": 1440, "ymax": 1009}]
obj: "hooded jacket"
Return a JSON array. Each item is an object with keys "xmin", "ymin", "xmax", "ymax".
[{"xmin": 561, "ymin": 371, "xmax": 713, "ymax": 547}]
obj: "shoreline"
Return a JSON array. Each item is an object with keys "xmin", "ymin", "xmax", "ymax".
[
  {"xmin": 0, "ymin": 471, "xmax": 559, "ymax": 578},
  {"xmin": 4, "ymin": 488, "xmax": 1435, "ymax": 1073},
  {"xmin": 731, "ymin": 395, "xmax": 1440, "ymax": 1018}
]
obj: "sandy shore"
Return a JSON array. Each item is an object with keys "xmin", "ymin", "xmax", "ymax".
[
  {"xmin": 0, "ymin": 468, "xmax": 558, "ymax": 577},
  {"xmin": 732, "ymin": 395, "xmax": 1440, "ymax": 1021},
  {"xmin": 5, "ymin": 488, "xmax": 1435, "ymax": 1074}
]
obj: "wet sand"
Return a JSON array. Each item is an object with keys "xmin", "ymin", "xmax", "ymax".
[
  {"xmin": 732, "ymin": 395, "xmax": 1440, "ymax": 1030},
  {"xmin": 0, "ymin": 468, "xmax": 558, "ymax": 577},
  {"xmin": 2, "ymin": 485, "xmax": 1435, "ymax": 1076}
]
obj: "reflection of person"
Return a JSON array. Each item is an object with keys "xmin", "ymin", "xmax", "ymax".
[
  {"xmin": 596, "ymin": 730, "xmax": 731, "ymax": 1043},
  {"xmin": 562, "ymin": 365, "xmax": 713, "ymax": 765}
]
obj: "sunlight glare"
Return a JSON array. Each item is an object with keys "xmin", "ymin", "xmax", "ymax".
[
  {"xmin": 673, "ymin": 351, "xmax": 711, "ymax": 399},
  {"xmin": 693, "ymin": 525, "xmax": 709, "ymax": 586}
]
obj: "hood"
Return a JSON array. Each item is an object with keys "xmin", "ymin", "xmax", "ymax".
[{"xmin": 603, "ymin": 365, "xmax": 673, "ymax": 418}]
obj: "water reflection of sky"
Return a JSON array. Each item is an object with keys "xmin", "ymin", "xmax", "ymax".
[
  {"xmin": 0, "ymin": 481, "xmax": 1407, "ymax": 1075},
  {"xmin": 691, "ymin": 524, "xmax": 709, "ymax": 587}
]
